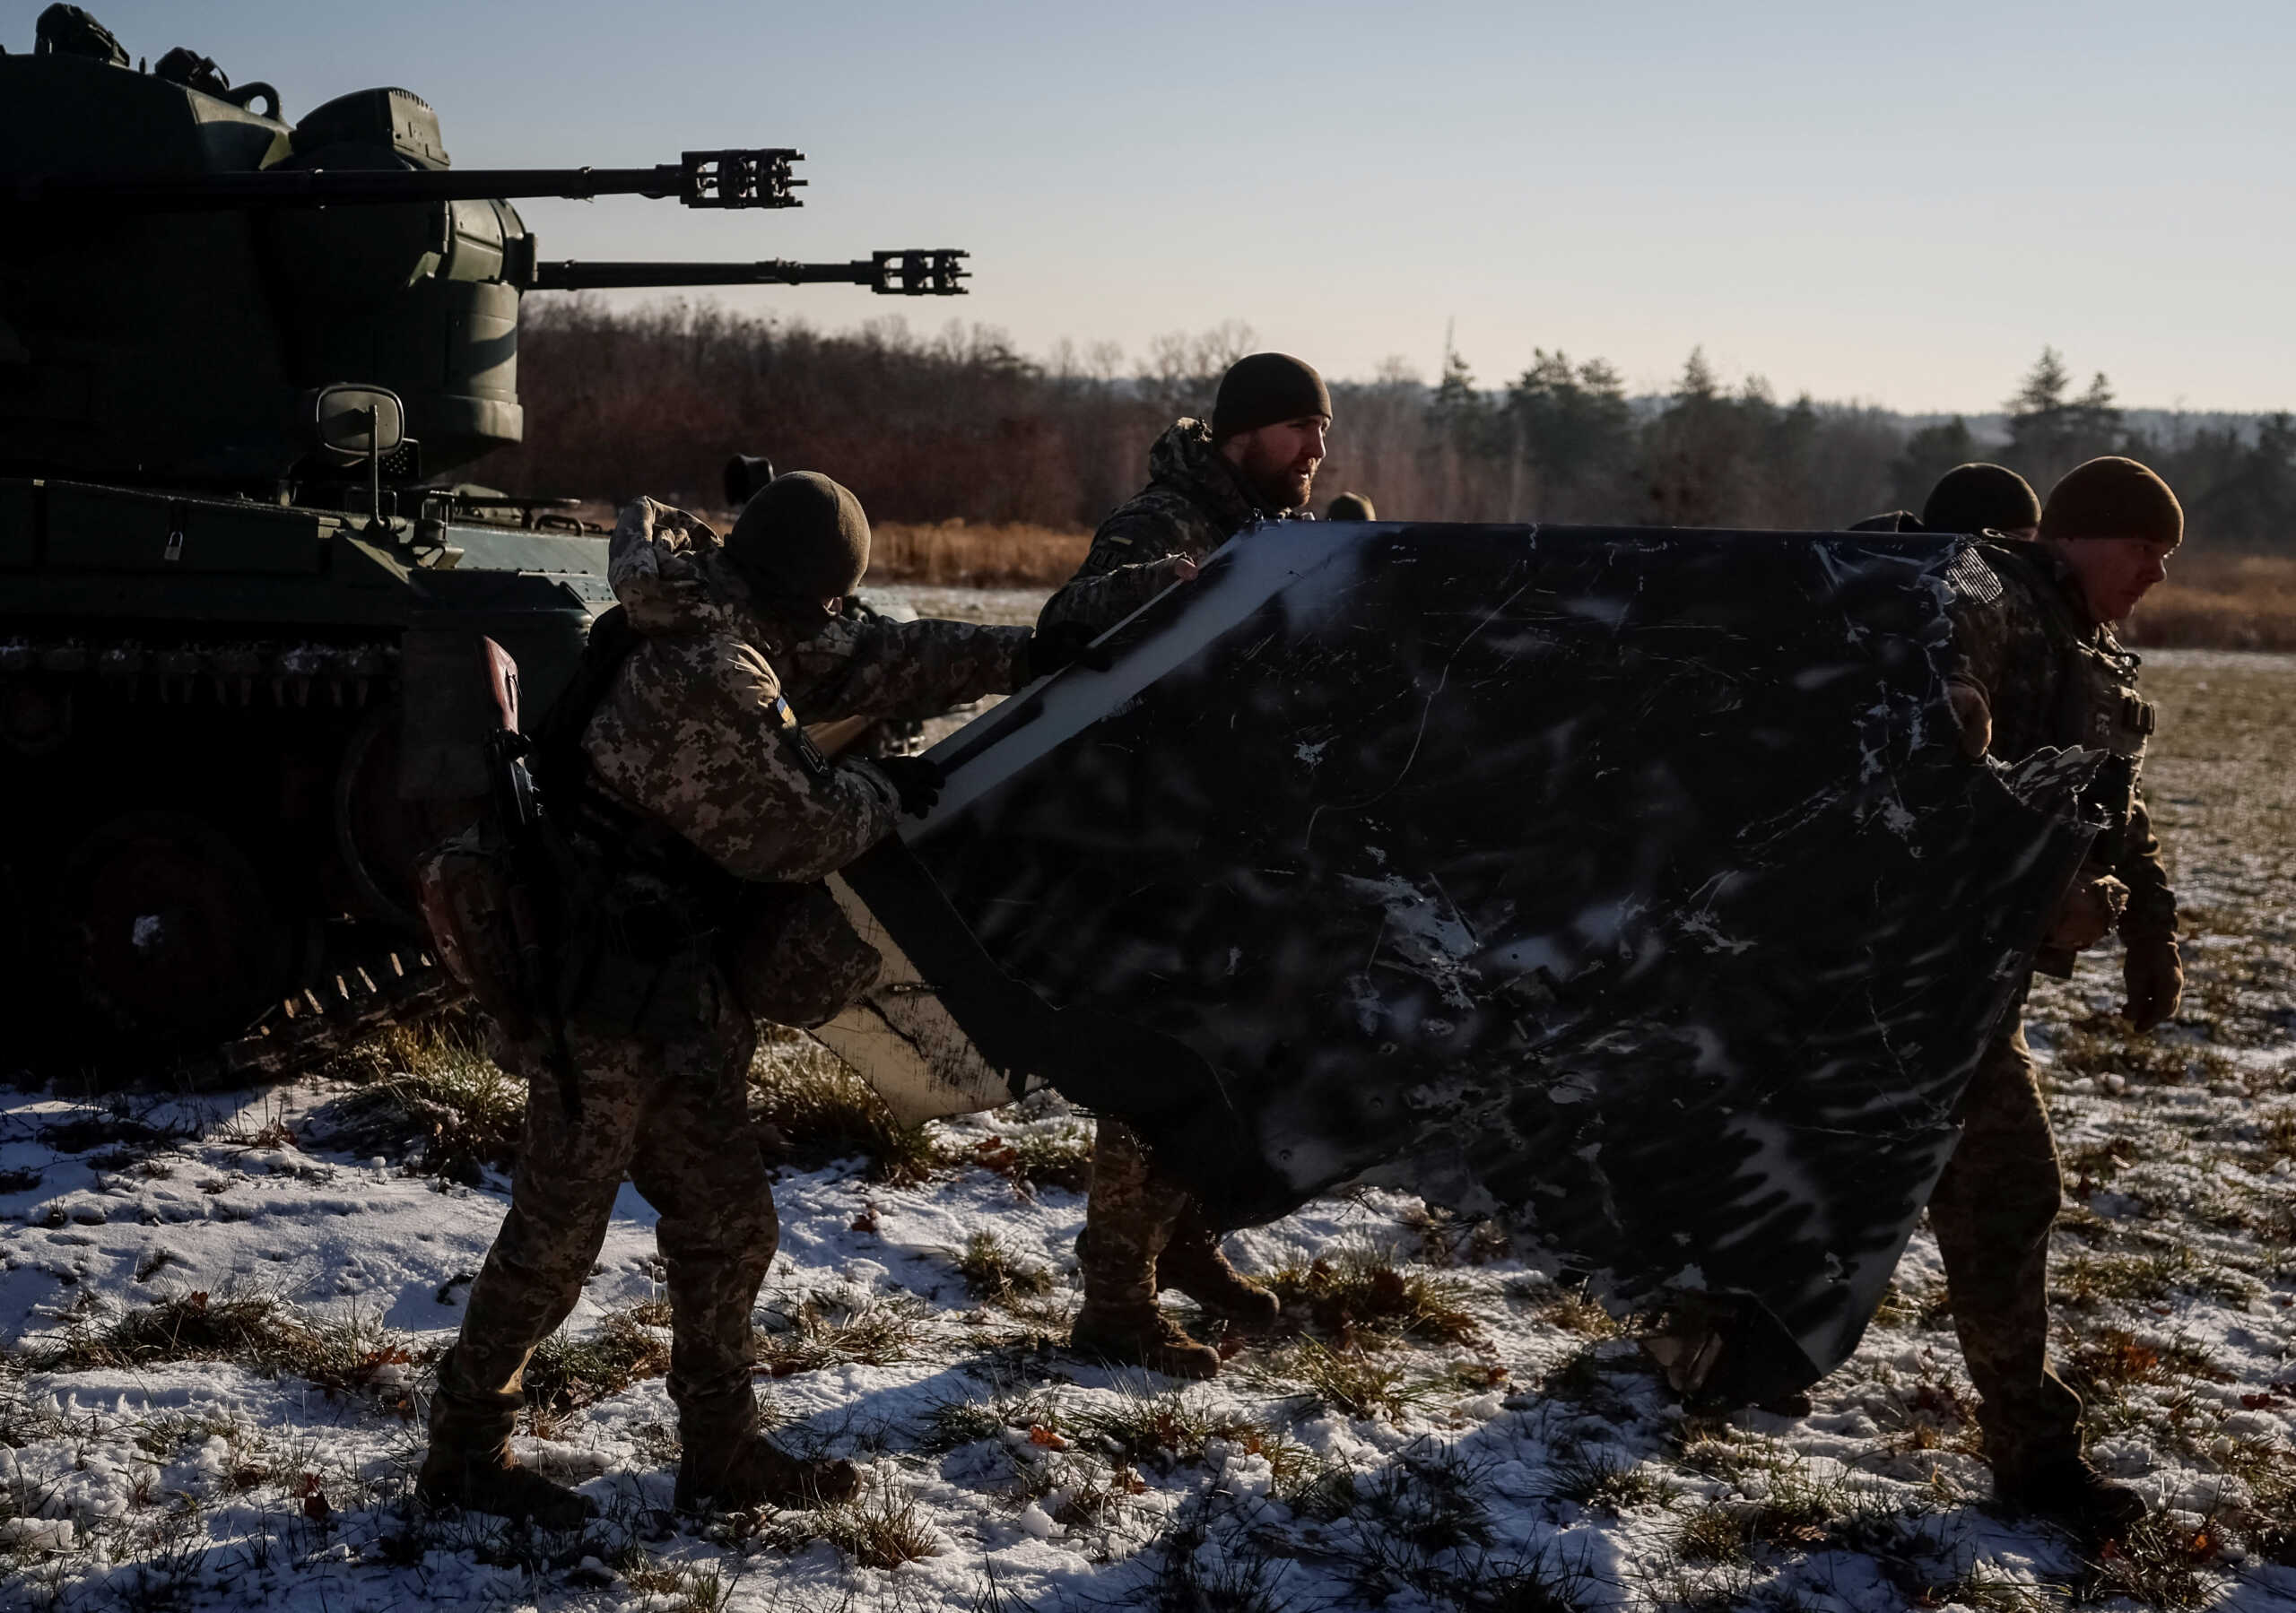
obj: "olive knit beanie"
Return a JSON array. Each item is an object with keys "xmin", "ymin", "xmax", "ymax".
[
  {"xmin": 2039, "ymin": 457, "xmax": 2183, "ymax": 548},
  {"xmin": 726, "ymin": 471, "xmax": 872, "ymax": 600}
]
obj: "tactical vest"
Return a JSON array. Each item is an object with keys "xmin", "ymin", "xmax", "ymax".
[
  {"xmin": 535, "ymin": 608, "xmax": 830, "ymax": 1041},
  {"xmin": 1978, "ymin": 539, "xmax": 2155, "ymax": 834}
]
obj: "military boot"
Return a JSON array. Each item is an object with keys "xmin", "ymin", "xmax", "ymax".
[
  {"xmin": 1996, "ymin": 1453, "xmax": 2147, "ymax": 1541},
  {"xmin": 1072, "ymin": 1210, "xmax": 1222, "ymax": 1378},
  {"xmin": 1069, "ymin": 1303, "xmax": 1222, "ymax": 1380},
  {"xmin": 416, "ymin": 1353, "xmax": 597, "ymax": 1529},
  {"xmin": 674, "ymin": 1392, "xmax": 860, "ymax": 1513},
  {"xmin": 1157, "ymin": 1218, "xmax": 1280, "ymax": 1334}
]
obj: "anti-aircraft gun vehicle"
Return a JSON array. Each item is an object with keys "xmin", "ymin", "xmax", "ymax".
[{"xmin": 0, "ymin": 5, "xmax": 970, "ymax": 1077}]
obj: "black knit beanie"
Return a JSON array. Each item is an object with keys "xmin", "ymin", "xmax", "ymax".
[
  {"xmin": 1212, "ymin": 353, "xmax": 1331, "ymax": 442},
  {"xmin": 2040, "ymin": 457, "xmax": 2183, "ymax": 548},
  {"xmin": 726, "ymin": 472, "xmax": 871, "ymax": 601},
  {"xmin": 1920, "ymin": 463, "xmax": 2041, "ymax": 536}
]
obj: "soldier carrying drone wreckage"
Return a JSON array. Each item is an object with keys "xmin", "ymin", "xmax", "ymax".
[{"xmin": 409, "ymin": 442, "xmax": 2191, "ymax": 1549}]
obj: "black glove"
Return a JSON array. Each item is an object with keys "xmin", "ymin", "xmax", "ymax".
[
  {"xmin": 1023, "ymin": 620, "xmax": 1114, "ymax": 682},
  {"xmin": 2123, "ymin": 936, "xmax": 2183, "ymax": 1033},
  {"xmin": 870, "ymin": 755, "xmax": 945, "ymax": 818}
]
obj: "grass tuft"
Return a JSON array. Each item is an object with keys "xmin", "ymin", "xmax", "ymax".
[
  {"xmin": 950, "ymin": 1231, "xmax": 1055, "ymax": 1304},
  {"xmin": 1544, "ymin": 1446, "xmax": 1680, "ymax": 1514},
  {"xmin": 523, "ymin": 1307, "xmax": 673, "ymax": 1415},
  {"xmin": 750, "ymin": 1030, "xmax": 943, "ymax": 1185},
  {"xmin": 960, "ymin": 1124, "xmax": 1095, "ymax": 1195},
  {"xmin": 1254, "ymin": 1337, "xmax": 1436, "ymax": 1422},
  {"xmin": 2083, "ymin": 1514, "xmax": 2231, "ymax": 1611},
  {"xmin": 319, "ymin": 1021, "xmax": 526, "ymax": 1184},
  {"xmin": 813, "ymin": 1485, "xmax": 946, "ymax": 1569},
  {"xmin": 759, "ymin": 1288, "xmax": 928, "ymax": 1377},
  {"xmin": 26, "ymin": 1290, "xmax": 423, "ymax": 1401},
  {"xmin": 1265, "ymin": 1239, "xmax": 1482, "ymax": 1347}
]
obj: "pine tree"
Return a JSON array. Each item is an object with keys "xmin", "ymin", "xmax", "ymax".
[
  {"xmin": 1507, "ymin": 350, "xmax": 1633, "ymax": 518},
  {"xmin": 1890, "ymin": 417, "xmax": 1978, "ymax": 512}
]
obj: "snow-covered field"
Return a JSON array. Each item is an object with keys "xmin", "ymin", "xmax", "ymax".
[{"xmin": 2, "ymin": 648, "xmax": 2292, "ymax": 1613}]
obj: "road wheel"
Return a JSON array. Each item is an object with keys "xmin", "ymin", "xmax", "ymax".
[{"xmin": 54, "ymin": 811, "xmax": 296, "ymax": 1052}]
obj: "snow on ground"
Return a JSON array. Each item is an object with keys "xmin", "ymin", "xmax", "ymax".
[{"xmin": 2, "ymin": 650, "xmax": 2293, "ymax": 1612}]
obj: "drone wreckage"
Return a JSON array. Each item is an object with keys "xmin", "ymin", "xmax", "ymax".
[{"xmin": 780, "ymin": 518, "xmax": 2092, "ymax": 1409}]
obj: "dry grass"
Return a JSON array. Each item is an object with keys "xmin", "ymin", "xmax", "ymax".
[
  {"xmin": 1254, "ymin": 1338, "xmax": 1439, "ymax": 1422},
  {"xmin": 523, "ymin": 1305, "xmax": 674, "ymax": 1417},
  {"xmin": 2124, "ymin": 551, "xmax": 2296, "ymax": 650},
  {"xmin": 866, "ymin": 521, "xmax": 1091, "ymax": 587},
  {"xmin": 948, "ymin": 1230, "xmax": 1055, "ymax": 1304},
  {"xmin": 1265, "ymin": 1240, "xmax": 1483, "ymax": 1348},
  {"xmin": 959, "ymin": 1123, "xmax": 1096, "ymax": 1195},
  {"xmin": 27, "ymin": 1291, "xmax": 423, "ymax": 1401},
  {"xmin": 757, "ymin": 1288, "xmax": 929, "ymax": 1378},
  {"xmin": 317, "ymin": 1020, "xmax": 526, "ymax": 1184},
  {"xmin": 748, "ymin": 1030, "xmax": 942, "ymax": 1185}
]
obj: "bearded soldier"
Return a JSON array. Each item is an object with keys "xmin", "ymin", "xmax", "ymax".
[
  {"xmin": 1039, "ymin": 351, "xmax": 1331, "ymax": 640},
  {"xmin": 1935, "ymin": 455, "xmax": 2182, "ymax": 1540},
  {"xmin": 420, "ymin": 473, "xmax": 1084, "ymax": 1523},
  {"xmin": 1039, "ymin": 352, "xmax": 1333, "ymax": 1377}
]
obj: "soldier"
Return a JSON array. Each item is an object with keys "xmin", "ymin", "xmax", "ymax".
[
  {"xmin": 1039, "ymin": 352, "xmax": 1332, "ymax": 1377},
  {"xmin": 1038, "ymin": 351, "xmax": 1341, "ymax": 1376},
  {"xmin": 1849, "ymin": 462, "xmax": 2040, "ymax": 537},
  {"xmin": 1326, "ymin": 491, "xmax": 1376, "ymax": 522},
  {"xmin": 1934, "ymin": 455, "xmax": 2183, "ymax": 1539},
  {"xmin": 420, "ymin": 473, "xmax": 1084, "ymax": 1524},
  {"xmin": 1039, "ymin": 351, "xmax": 1332, "ymax": 637},
  {"xmin": 1923, "ymin": 462, "xmax": 2041, "ymax": 539}
]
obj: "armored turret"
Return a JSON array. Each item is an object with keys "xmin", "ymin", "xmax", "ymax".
[{"xmin": 1, "ymin": 12, "xmax": 965, "ymax": 495}]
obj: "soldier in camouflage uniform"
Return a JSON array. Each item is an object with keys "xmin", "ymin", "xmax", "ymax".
[
  {"xmin": 1044, "ymin": 353, "xmax": 1334, "ymax": 1377},
  {"xmin": 1934, "ymin": 455, "xmax": 2184, "ymax": 1540},
  {"xmin": 422, "ymin": 474, "xmax": 1075, "ymax": 1524},
  {"xmin": 1039, "ymin": 352, "xmax": 1331, "ymax": 641}
]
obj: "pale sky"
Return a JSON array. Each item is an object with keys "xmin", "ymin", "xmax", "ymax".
[{"xmin": 67, "ymin": 1, "xmax": 2296, "ymax": 412}]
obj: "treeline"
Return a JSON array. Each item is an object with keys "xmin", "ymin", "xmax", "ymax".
[{"xmin": 473, "ymin": 300, "xmax": 2296, "ymax": 551}]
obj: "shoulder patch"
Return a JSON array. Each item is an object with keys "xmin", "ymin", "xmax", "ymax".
[{"xmin": 1944, "ymin": 548, "xmax": 2004, "ymax": 605}]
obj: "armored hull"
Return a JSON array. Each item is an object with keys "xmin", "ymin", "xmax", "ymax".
[{"xmin": 0, "ymin": 481, "xmax": 609, "ymax": 1074}]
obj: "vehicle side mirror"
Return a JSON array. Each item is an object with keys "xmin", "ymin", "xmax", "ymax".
[
  {"xmin": 309, "ymin": 384, "xmax": 406, "ymax": 534},
  {"xmin": 313, "ymin": 385, "xmax": 405, "ymax": 461}
]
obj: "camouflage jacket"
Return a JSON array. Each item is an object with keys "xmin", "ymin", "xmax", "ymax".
[
  {"xmin": 1944, "ymin": 539, "xmax": 2176, "ymax": 941},
  {"xmin": 583, "ymin": 498, "xmax": 1029, "ymax": 884},
  {"xmin": 1039, "ymin": 418, "xmax": 1300, "ymax": 636}
]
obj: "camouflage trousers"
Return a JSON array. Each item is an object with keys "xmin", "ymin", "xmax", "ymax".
[
  {"xmin": 446, "ymin": 978, "xmax": 771, "ymax": 1418},
  {"xmin": 1080, "ymin": 1118, "xmax": 1221, "ymax": 1309},
  {"xmin": 1928, "ymin": 1009, "xmax": 2083, "ymax": 1475}
]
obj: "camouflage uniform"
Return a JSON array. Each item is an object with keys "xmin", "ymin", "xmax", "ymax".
[
  {"xmin": 434, "ymin": 499, "xmax": 1027, "ymax": 1475},
  {"xmin": 1038, "ymin": 418, "xmax": 1296, "ymax": 637},
  {"xmin": 1045, "ymin": 421, "xmax": 1300, "ymax": 1366},
  {"xmin": 1933, "ymin": 538, "xmax": 2174, "ymax": 1481}
]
